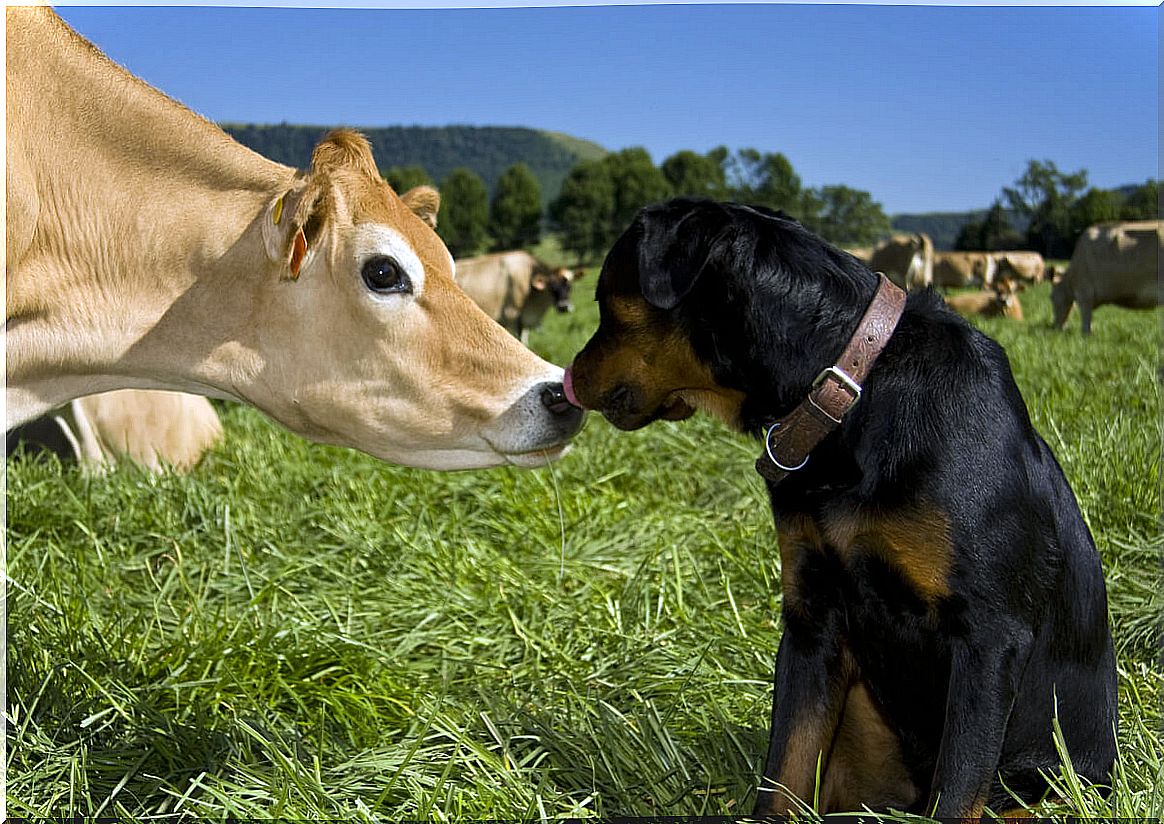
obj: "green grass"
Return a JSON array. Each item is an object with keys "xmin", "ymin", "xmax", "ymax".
[{"xmin": 7, "ymin": 280, "xmax": 1162, "ymax": 820}]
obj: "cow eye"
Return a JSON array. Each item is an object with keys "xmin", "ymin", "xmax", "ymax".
[{"xmin": 361, "ymin": 255, "xmax": 411, "ymax": 294}]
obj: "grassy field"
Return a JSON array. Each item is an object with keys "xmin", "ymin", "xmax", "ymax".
[{"xmin": 6, "ymin": 276, "xmax": 1162, "ymax": 820}]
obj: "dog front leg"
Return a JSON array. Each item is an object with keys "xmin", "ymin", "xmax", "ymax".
[
  {"xmin": 928, "ymin": 629, "xmax": 1033, "ymax": 819},
  {"xmin": 754, "ymin": 621, "xmax": 851, "ymax": 816}
]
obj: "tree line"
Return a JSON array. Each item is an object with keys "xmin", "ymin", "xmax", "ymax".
[
  {"xmin": 956, "ymin": 161, "xmax": 1158, "ymax": 258},
  {"xmin": 551, "ymin": 147, "xmax": 894, "ymax": 263},
  {"xmin": 406, "ymin": 146, "xmax": 893, "ymax": 261},
  {"xmin": 391, "ymin": 150, "xmax": 1159, "ymax": 264}
]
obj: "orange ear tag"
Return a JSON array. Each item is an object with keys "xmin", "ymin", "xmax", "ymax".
[{"xmin": 289, "ymin": 228, "xmax": 307, "ymax": 279}]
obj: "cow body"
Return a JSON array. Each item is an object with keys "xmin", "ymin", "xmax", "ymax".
[
  {"xmin": 5, "ymin": 9, "xmax": 582, "ymax": 469},
  {"xmin": 43, "ymin": 391, "xmax": 222, "ymax": 473},
  {"xmin": 1052, "ymin": 221, "xmax": 1162, "ymax": 335},
  {"xmin": 869, "ymin": 233, "xmax": 934, "ymax": 290},
  {"xmin": 933, "ymin": 252, "xmax": 996, "ymax": 288},
  {"xmin": 455, "ymin": 251, "xmax": 580, "ymax": 344},
  {"xmin": 992, "ymin": 251, "xmax": 1046, "ymax": 284}
]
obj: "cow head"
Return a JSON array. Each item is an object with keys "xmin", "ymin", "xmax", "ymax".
[
  {"xmin": 532, "ymin": 266, "xmax": 584, "ymax": 313},
  {"xmin": 251, "ymin": 130, "xmax": 583, "ymax": 469},
  {"xmin": 991, "ymin": 277, "xmax": 1024, "ymax": 320}
]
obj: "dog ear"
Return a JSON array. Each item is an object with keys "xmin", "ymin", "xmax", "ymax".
[{"xmin": 638, "ymin": 205, "xmax": 734, "ymax": 310}]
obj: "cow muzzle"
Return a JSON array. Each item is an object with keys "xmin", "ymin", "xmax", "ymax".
[{"xmin": 482, "ymin": 379, "xmax": 585, "ymax": 467}]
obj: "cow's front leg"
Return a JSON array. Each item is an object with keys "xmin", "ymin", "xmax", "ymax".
[
  {"xmin": 754, "ymin": 614, "xmax": 852, "ymax": 816},
  {"xmin": 928, "ymin": 628, "xmax": 1033, "ymax": 819}
]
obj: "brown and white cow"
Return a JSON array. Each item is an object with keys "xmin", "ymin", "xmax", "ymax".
[
  {"xmin": 869, "ymin": 233, "xmax": 934, "ymax": 290},
  {"xmin": 8, "ymin": 390, "xmax": 224, "ymax": 474},
  {"xmin": 933, "ymin": 251, "xmax": 997, "ymax": 288},
  {"xmin": 6, "ymin": 8, "xmax": 583, "ymax": 470},
  {"xmin": 455, "ymin": 251, "xmax": 583, "ymax": 344},
  {"xmin": 1052, "ymin": 221, "xmax": 1163, "ymax": 335}
]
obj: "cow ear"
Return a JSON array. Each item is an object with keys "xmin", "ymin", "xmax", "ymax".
[
  {"xmin": 401, "ymin": 185, "xmax": 440, "ymax": 229},
  {"xmin": 638, "ymin": 204, "xmax": 734, "ymax": 310},
  {"xmin": 531, "ymin": 273, "xmax": 549, "ymax": 290},
  {"xmin": 262, "ymin": 185, "xmax": 322, "ymax": 281},
  {"xmin": 573, "ymin": 268, "xmax": 586, "ymax": 280}
]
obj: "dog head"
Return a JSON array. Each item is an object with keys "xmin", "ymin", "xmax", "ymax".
[{"xmin": 565, "ymin": 198, "xmax": 879, "ymax": 433}]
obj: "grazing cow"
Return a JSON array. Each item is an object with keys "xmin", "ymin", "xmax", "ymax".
[
  {"xmin": 6, "ymin": 9, "xmax": 583, "ymax": 470},
  {"xmin": 869, "ymin": 233, "xmax": 934, "ymax": 290},
  {"xmin": 933, "ymin": 252, "xmax": 997, "ymax": 288},
  {"xmin": 8, "ymin": 390, "xmax": 223, "ymax": 474},
  {"xmin": 1052, "ymin": 221, "xmax": 1162, "ymax": 335},
  {"xmin": 945, "ymin": 278, "xmax": 1024, "ymax": 321},
  {"xmin": 455, "ymin": 251, "xmax": 583, "ymax": 344},
  {"xmin": 992, "ymin": 250, "xmax": 1046, "ymax": 284}
]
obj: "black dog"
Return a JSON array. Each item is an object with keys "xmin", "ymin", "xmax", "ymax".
[{"xmin": 563, "ymin": 198, "xmax": 1116, "ymax": 818}]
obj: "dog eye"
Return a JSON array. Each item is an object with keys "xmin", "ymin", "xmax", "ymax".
[{"xmin": 361, "ymin": 255, "xmax": 411, "ymax": 294}]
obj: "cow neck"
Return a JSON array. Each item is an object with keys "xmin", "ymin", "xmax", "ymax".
[{"xmin": 754, "ymin": 273, "xmax": 906, "ymax": 487}]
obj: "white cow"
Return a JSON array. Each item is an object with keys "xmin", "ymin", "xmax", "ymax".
[
  {"xmin": 1052, "ymin": 221, "xmax": 1162, "ymax": 335},
  {"xmin": 6, "ymin": 9, "xmax": 583, "ymax": 470}
]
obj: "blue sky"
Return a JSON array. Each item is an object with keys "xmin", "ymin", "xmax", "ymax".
[{"xmin": 56, "ymin": 3, "xmax": 1158, "ymax": 215}]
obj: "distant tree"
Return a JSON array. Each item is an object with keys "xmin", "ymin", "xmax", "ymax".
[
  {"xmin": 550, "ymin": 160, "xmax": 615, "ymax": 264},
  {"xmin": 438, "ymin": 168, "xmax": 489, "ymax": 258},
  {"xmin": 489, "ymin": 163, "xmax": 542, "ymax": 250},
  {"xmin": 809, "ymin": 185, "xmax": 891, "ymax": 246},
  {"xmin": 661, "ymin": 149, "xmax": 728, "ymax": 199},
  {"xmin": 1069, "ymin": 187, "xmax": 1122, "ymax": 242},
  {"xmin": 604, "ymin": 147, "xmax": 673, "ymax": 231},
  {"xmin": 383, "ymin": 164, "xmax": 432, "ymax": 194},
  {"xmin": 1003, "ymin": 159, "xmax": 1088, "ymax": 258},
  {"xmin": 957, "ymin": 200, "xmax": 1027, "ymax": 251},
  {"xmin": 1120, "ymin": 179, "xmax": 1159, "ymax": 221},
  {"xmin": 954, "ymin": 219, "xmax": 984, "ymax": 252},
  {"xmin": 727, "ymin": 149, "xmax": 803, "ymax": 214}
]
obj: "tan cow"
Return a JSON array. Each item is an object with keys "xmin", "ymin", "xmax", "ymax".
[
  {"xmin": 869, "ymin": 233, "xmax": 934, "ymax": 290},
  {"xmin": 1052, "ymin": 220, "xmax": 1163, "ymax": 335},
  {"xmin": 6, "ymin": 9, "xmax": 583, "ymax": 470},
  {"xmin": 933, "ymin": 251, "xmax": 997, "ymax": 288},
  {"xmin": 992, "ymin": 251, "xmax": 1046, "ymax": 284},
  {"xmin": 945, "ymin": 278, "xmax": 1024, "ymax": 321},
  {"xmin": 455, "ymin": 251, "xmax": 583, "ymax": 344}
]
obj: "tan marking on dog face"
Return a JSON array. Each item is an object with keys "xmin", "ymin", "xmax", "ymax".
[
  {"xmin": 573, "ymin": 295, "xmax": 745, "ymax": 429},
  {"xmin": 823, "ymin": 505, "xmax": 954, "ymax": 602}
]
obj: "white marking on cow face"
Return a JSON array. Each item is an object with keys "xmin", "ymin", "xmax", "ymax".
[{"xmin": 352, "ymin": 223, "xmax": 426, "ymax": 305}]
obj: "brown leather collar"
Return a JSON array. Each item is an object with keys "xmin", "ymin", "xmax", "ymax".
[{"xmin": 755, "ymin": 273, "xmax": 907, "ymax": 486}]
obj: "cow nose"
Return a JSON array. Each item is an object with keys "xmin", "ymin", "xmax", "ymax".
[{"xmin": 540, "ymin": 382, "xmax": 576, "ymax": 416}]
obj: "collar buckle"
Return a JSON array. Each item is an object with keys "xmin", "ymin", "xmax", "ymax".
[{"xmin": 810, "ymin": 366, "xmax": 863, "ymax": 423}]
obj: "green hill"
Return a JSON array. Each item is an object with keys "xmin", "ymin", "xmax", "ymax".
[{"xmin": 222, "ymin": 123, "xmax": 607, "ymax": 207}]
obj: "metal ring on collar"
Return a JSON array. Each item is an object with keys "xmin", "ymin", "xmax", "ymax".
[{"xmin": 764, "ymin": 421, "xmax": 809, "ymax": 473}]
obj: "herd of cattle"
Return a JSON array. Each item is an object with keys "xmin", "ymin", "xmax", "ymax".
[
  {"xmin": 850, "ymin": 222, "xmax": 1161, "ymax": 330},
  {"xmin": 5, "ymin": 9, "xmax": 1160, "ymax": 476}
]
